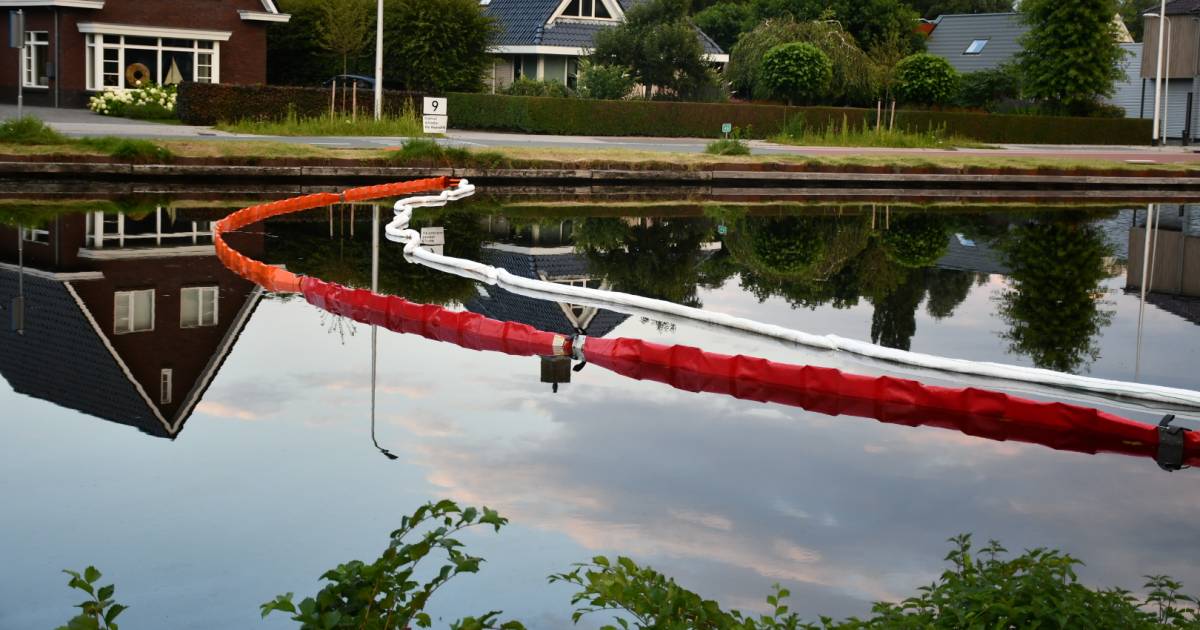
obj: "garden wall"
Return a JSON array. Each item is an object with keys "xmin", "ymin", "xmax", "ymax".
[{"xmin": 176, "ymin": 83, "xmax": 1153, "ymax": 145}]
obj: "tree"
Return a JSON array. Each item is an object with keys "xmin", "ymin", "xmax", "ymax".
[
  {"xmin": 997, "ymin": 216, "xmax": 1116, "ymax": 373},
  {"xmin": 1018, "ymin": 0, "xmax": 1126, "ymax": 114},
  {"xmin": 381, "ymin": 0, "xmax": 497, "ymax": 92},
  {"xmin": 592, "ymin": 0, "xmax": 713, "ymax": 99},
  {"xmin": 693, "ymin": 1, "xmax": 754, "ymax": 51},
  {"xmin": 908, "ymin": 0, "xmax": 1015, "ymax": 19},
  {"xmin": 725, "ymin": 18, "xmax": 880, "ymax": 104},
  {"xmin": 894, "ymin": 52, "xmax": 959, "ymax": 105},
  {"xmin": 317, "ymin": 0, "xmax": 373, "ymax": 76},
  {"xmin": 576, "ymin": 61, "xmax": 636, "ymax": 100},
  {"xmin": 269, "ymin": 0, "xmax": 341, "ymax": 85},
  {"xmin": 760, "ymin": 42, "xmax": 832, "ymax": 104}
]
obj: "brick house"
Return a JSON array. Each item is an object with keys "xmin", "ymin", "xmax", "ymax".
[{"xmin": 1, "ymin": 0, "xmax": 289, "ymax": 109}]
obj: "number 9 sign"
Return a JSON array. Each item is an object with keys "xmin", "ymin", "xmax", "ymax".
[{"xmin": 423, "ymin": 97, "xmax": 446, "ymax": 116}]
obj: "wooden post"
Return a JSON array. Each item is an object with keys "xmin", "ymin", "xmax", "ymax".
[
  {"xmin": 876, "ymin": 100, "xmax": 882, "ymax": 133},
  {"xmin": 330, "ymin": 79, "xmax": 336, "ymax": 119},
  {"xmin": 889, "ymin": 100, "xmax": 896, "ymax": 131},
  {"xmin": 353, "ymin": 80, "xmax": 358, "ymax": 123}
]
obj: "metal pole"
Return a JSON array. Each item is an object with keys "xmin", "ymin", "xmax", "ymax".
[
  {"xmin": 1152, "ymin": 2, "xmax": 1166, "ymax": 145},
  {"xmin": 374, "ymin": 0, "xmax": 383, "ymax": 121},
  {"xmin": 367, "ymin": 204, "xmax": 395, "ymax": 460},
  {"xmin": 12, "ymin": 226, "xmax": 24, "ymax": 334},
  {"xmin": 1163, "ymin": 18, "xmax": 1172, "ymax": 145},
  {"xmin": 1136, "ymin": 204, "xmax": 1154, "ymax": 379},
  {"xmin": 16, "ymin": 9, "xmax": 23, "ymax": 119}
]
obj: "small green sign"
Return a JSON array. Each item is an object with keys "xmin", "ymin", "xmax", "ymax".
[
  {"xmin": 721, "ymin": 123, "xmax": 732, "ymax": 134},
  {"xmin": 717, "ymin": 224, "xmax": 728, "ymax": 236}
]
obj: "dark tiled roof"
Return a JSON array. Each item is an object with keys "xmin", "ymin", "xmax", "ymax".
[
  {"xmin": 486, "ymin": 0, "xmax": 724, "ymax": 54},
  {"xmin": 935, "ymin": 235, "xmax": 1011, "ymax": 276},
  {"xmin": 0, "ymin": 270, "xmax": 168, "ymax": 438},
  {"xmin": 1144, "ymin": 0, "xmax": 1200, "ymax": 15},
  {"xmin": 465, "ymin": 247, "xmax": 629, "ymax": 337}
]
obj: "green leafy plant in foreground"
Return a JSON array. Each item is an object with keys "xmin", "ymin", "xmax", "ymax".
[
  {"xmin": 259, "ymin": 499, "xmax": 523, "ymax": 630},
  {"xmin": 57, "ymin": 566, "xmax": 127, "ymax": 630},
  {"xmin": 0, "ymin": 116, "xmax": 69, "ymax": 144}
]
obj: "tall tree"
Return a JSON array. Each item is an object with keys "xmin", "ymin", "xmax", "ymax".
[
  {"xmin": 317, "ymin": 0, "xmax": 373, "ymax": 76},
  {"xmin": 1018, "ymin": 0, "xmax": 1126, "ymax": 114},
  {"xmin": 592, "ymin": 0, "xmax": 712, "ymax": 98},
  {"xmin": 908, "ymin": 0, "xmax": 1014, "ymax": 19},
  {"xmin": 381, "ymin": 0, "xmax": 497, "ymax": 92}
]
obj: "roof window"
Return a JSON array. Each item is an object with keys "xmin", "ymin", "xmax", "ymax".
[
  {"xmin": 561, "ymin": 0, "xmax": 612, "ymax": 19},
  {"xmin": 964, "ymin": 39, "xmax": 988, "ymax": 55}
]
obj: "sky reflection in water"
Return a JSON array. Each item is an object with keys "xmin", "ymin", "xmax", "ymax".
[{"xmin": 1, "ymin": 198, "xmax": 1199, "ymax": 629}]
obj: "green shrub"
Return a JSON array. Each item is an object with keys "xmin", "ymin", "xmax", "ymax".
[
  {"xmin": 894, "ymin": 53, "xmax": 959, "ymax": 106},
  {"xmin": 957, "ymin": 65, "xmax": 1022, "ymax": 111},
  {"xmin": 388, "ymin": 138, "xmax": 505, "ymax": 168},
  {"xmin": 0, "ymin": 116, "xmax": 67, "ymax": 144},
  {"xmin": 88, "ymin": 84, "xmax": 177, "ymax": 120},
  {"xmin": 176, "ymin": 82, "xmax": 426, "ymax": 126},
  {"xmin": 76, "ymin": 137, "xmax": 173, "ymax": 162},
  {"xmin": 705, "ymin": 137, "xmax": 751, "ymax": 155},
  {"xmin": 576, "ymin": 61, "xmax": 635, "ymax": 100},
  {"xmin": 57, "ymin": 566, "xmax": 127, "ymax": 630},
  {"xmin": 445, "ymin": 92, "xmax": 1153, "ymax": 144},
  {"xmin": 503, "ymin": 77, "xmax": 572, "ymax": 98},
  {"xmin": 217, "ymin": 102, "xmax": 425, "ymax": 136},
  {"xmin": 761, "ymin": 42, "xmax": 832, "ymax": 105},
  {"xmin": 693, "ymin": 1, "xmax": 754, "ymax": 51},
  {"xmin": 776, "ymin": 115, "xmax": 982, "ymax": 148}
]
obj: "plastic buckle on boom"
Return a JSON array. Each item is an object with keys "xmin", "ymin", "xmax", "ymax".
[{"xmin": 1157, "ymin": 415, "xmax": 1189, "ymax": 472}]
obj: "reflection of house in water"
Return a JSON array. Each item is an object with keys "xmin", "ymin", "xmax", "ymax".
[
  {"xmin": 466, "ymin": 244, "xmax": 629, "ymax": 337},
  {"xmin": 936, "ymin": 232, "xmax": 1010, "ymax": 276},
  {"xmin": 1127, "ymin": 205, "xmax": 1200, "ymax": 325},
  {"xmin": 0, "ymin": 206, "xmax": 263, "ymax": 438}
]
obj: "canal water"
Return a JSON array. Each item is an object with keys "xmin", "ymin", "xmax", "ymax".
[{"xmin": 2, "ymin": 193, "xmax": 1199, "ymax": 629}]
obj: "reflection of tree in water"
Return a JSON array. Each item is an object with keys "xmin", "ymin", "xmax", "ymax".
[
  {"xmin": 263, "ymin": 206, "xmax": 485, "ymax": 306},
  {"xmin": 924, "ymin": 268, "xmax": 976, "ymax": 320},
  {"xmin": 575, "ymin": 217, "xmax": 731, "ymax": 308},
  {"xmin": 997, "ymin": 216, "xmax": 1115, "ymax": 373}
]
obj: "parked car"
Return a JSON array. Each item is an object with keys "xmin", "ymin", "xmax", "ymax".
[{"xmin": 323, "ymin": 74, "xmax": 375, "ymax": 90}]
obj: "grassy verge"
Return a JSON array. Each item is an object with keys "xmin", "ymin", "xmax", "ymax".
[
  {"xmin": 705, "ymin": 138, "xmax": 751, "ymax": 156},
  {"xmin": 774, "ymin": 115, "xmax": 989, "ymax": 149},
  {"xmin": 216, "ymin": 108, "xmax": 424, "ymax": 137},
  {"xmin": 0, "ymin": 116, "xmax": 173, "ymax": 162}
]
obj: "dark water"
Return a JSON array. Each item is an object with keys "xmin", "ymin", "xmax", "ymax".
[{"xmin": 2, "ymin": 195, "xmax": 1199, "ymax": 629}]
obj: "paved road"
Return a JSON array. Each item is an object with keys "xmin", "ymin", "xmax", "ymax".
[{"xmin": 5, "ymin": 104, "xmax": 1200, "ymax": 163}]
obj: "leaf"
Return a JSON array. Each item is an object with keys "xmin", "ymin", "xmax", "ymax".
[
  {"xmin": 84, "ymin": 567, "xmax": 102, "ymax": 583},
  {"xmin": 97, "ymin": 585, "xmax": 114, "ymax": 602},
  {"xmin": 104, "ymin": 604, "xmax": 127, "ymax": 625}
]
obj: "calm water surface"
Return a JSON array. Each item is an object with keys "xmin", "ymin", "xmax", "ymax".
[{"xmin": 2, "ymin": 195, "xmax": 1199, "ymax": 629}]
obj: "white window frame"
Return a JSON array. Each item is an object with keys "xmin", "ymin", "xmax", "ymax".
[
  {"xmin": 549, "ymin": 0, "xmax": 620, "ymax": 23},
  {"xmin": 160, "ymin": 369, "xmax": 173, "ymax": 405},
  {"xmin": 964, "ymin": 39, "xmax": 988, "ymax": 55},
  {"xmin": 19, "ymin": 226, "xmax": 49, "ymax": 244},
  {"xmin": 114, "ymin": 289, "xmax": 155, "ymax": 335},
  {"xmin": 23, "ymin": 31, "xmax": 49, "ymax": 88},
  {"xmin": 85, "ymin": 33, "xmax": 221, "ymax": 91},
  {"xmin": 180, "ymin": 286, "xmax": 219, "ymax": 329}
]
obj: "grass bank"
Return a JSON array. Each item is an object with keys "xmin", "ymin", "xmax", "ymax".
[
  {"xmin": 215, "ymin": 109, "xmax": 425, "ymax": 137},
  {"xmin": 773, "ymin": 115, "xmax": 988, "ymax": 149},
  {"xmin": 0, "ymin": 116, "xmax": 172, "ymax": 161}
]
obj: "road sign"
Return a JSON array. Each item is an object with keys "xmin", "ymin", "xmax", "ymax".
[
  {"xmin": 9, "ymin": 10, "xmax": 23, "ymax": 49},
  {"xmin": 423, "ymin": 97, "xmax": 446, "ymax": 116},
  {"xmin": 717, "ymin": 224, "xmax": 728, "ymax": 236},
  {"xmin": 422, "ymin": 115, "xmax": 447, "ymax": 134},
  {"xmin": 420, "ymin": 226, "xmax": 445, "ymax": 246},
  {"xmin": 721, "ymin": 122, "xmax": 732, "ymax": 134}
]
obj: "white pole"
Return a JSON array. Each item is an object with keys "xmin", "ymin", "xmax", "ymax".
[
  {"xmin": 1151, "ymin": 2, "xmax": 1166, "ymax": 145},
  {"xmin": 1162, "ymin": 18, "xmax": 1172, "ymax": 145},
  {"xmin": 372, "ymin": 0, "xmax": 381, "ymax": 120}
]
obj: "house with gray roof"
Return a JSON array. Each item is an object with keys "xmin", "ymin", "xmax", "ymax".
[
  {"xmin": 483, "ymin": 0, "xmax": 726, "ymax": 91},
  {"xmin": 924, "ymin": 13, "xmax": 1029, "ymax": 74}
]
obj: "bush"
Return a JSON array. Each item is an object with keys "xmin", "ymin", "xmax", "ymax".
[
  {"xmin": 894, "ymin": 53, "xmax": 959, "ymax": 106},
  {"xmin": 176, "ymin": 82, "xmax": 425, "ymax": 125},
  {"xmin": 705, "ymin": 137, "xmax": 751, "ymax": 155},
  {"xmin": 760, "ymin": 42, "xmax": 832, "ymax": 105},
  {"xmin": 725, "ymin": 18, "xmax": 880, "ymax": 105},
  {"xmin": 0, "ymin": 116, "xmax": 67, "ymax": 144},
  {"xmin": 75, "ymin": 137, "xmax": 173, "ymax": 162},
  {"xmin": 445, "ymin": 92, "xmax": 1153, "ymax": 144},
  {"xmin": 693, "ymin": 1, "xmax": 754, "ymax": 51},
  {"xmin": 576, "ymin": 61, "xmax": 635, "ymax": 100},
  {"xmin": 503, "ymin": 78, "xmax": 572, "ymax": 98},
  {"xmin": 957, "ymin": 66, "xmax": 1022, "ymax": 111},
  {"xmin": 88, "ymin": 84, "xmax": 177, "ymax": 120}
]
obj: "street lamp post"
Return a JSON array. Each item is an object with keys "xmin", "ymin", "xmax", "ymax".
[
  {"xmin": 1150, "ymin": 2, "xmax": 1167, "ymax": 146},
  {"xmin": 372, "ymin": 0, "xmax": 381, "ymax": 120}
]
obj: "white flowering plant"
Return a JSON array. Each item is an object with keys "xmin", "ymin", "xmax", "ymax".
[{"xmin": 88, "ymin": 84, "xmax": 178, "ymax": 120}]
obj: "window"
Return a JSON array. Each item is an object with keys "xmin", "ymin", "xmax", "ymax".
[
  {"xmin": 160, "ymin": 369, "xmax": 173, "ymax": 405},
  {"xmin": 180, "ymin": 286, "xmax": 218, "ymax": 328},
  {"xmin": 19, "ymin": 227, "xmax": 49, "ymax": 244},
  {"xmin": 964, "ymin": 39, "xmax": 988, "ymax": 55},
  {"xmin": 512, "ymin": 55, "xmax": 525, "ymax": 80},
  {"xmin": 560, "ymin": 0, "xmax": 612, "ymax": 19},
  {"xmin": 24, "ymin": 31, "xmax": 49, "ymax": 87},
  {"xmin": 114, "ymin": 289, "xmax": 154, "ymax": 334},
  {"xmin": 86, "ymin": 33, "xmax": 220, "ymax": 91}
]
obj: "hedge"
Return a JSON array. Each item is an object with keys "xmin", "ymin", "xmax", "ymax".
[
  {"xmin": 176, "ymin": 83, "xmax": 1153, "ymax": 145},
  {"xmin": 446, "ymin": 93, "xmax": 1152, "ymax": 145},
  {"xmin": 177, "ymin": 82, "xmax": 426, "ymax": 125}
]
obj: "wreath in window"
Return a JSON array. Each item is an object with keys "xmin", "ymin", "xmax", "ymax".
[{"xmin": 125, "ymin": 63, "xmax": 151, "ymax": 87}]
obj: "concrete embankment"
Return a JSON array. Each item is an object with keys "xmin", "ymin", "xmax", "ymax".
[{"xmin": 4, "ymin": 158, "xmax": 1200, "ymax": 200}]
